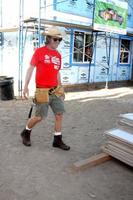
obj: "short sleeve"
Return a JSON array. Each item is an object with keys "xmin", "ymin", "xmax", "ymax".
[
  {"xmin": 30, "ymin": 49, "xmax": 39, "ymax": 66},
  {"xmin": 58, "ymin": 52, "xmax": 62, "ymax": 70}
]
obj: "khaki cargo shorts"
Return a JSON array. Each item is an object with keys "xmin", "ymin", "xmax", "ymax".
[{"xmin": 34, "ymin": 93, "xmax": 65, "ymax": 118}]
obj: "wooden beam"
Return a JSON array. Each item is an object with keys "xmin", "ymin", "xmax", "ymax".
[
  {"xmin": 72, "ymin": 153, "xmax": 112, "ymax": 171},
  {"xmin": 0, "ymin": 27, "xmax": 19, "ymax": 32},
  {"xmin": 23, "ymin": 17, "xmax": 92, "ymax": 31}
]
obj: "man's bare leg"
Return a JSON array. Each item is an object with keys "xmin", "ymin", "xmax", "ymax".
[
  {"xmin": 21, "ymin": 116, "xmax": 42, "ymax": 146},
  {"xmin": 54, "ymin": 113, "xmax": 63, "ymax": 132},
  {"xmin": 53, "ymin": 113, "xmax": 70, "ymax": 150},
  {"xmin": 27, "ymin": 116, "xmax": 42, "ymax": 129}
]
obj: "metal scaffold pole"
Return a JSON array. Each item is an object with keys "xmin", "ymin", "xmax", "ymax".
[
  {"xmin": 105, "ymin": 32, "xmax": 111, "ymax": 89},
  {"xmin": 38, "ymin": 0, "xmax": 46, "ymax": 47},
  {"xmin": 0, "ymin": 0, "xmax": 4, "ymax": 74},
  {"xmin": 38, "ymin": 0, "xmax": 41, "ymax": 47},
  {"xmin": 0, "ymin": 0, "xmax": 2, "ymax": 28},
  {"xmin": 18, "ymin": 0, "xmax": 45, "ymax": 97},
  {"xmin": 88, "ymin": 0, "xmax": 95, "ymax": 84},
  {"xmin": 18, "ymin": 0, "xmax": 24, "ymax": 97}
]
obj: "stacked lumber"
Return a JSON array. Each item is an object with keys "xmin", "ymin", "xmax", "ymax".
[
  {"xmin": 118, "ymin": 113, "xmax": 133, "ymax": 133},
  {"xmin": 103, "ymin": 113, "xmax": 133, "ymax": 167}
]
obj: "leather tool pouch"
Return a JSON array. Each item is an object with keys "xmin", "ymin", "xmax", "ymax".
[
  {"xmin": 35, "ymin": 88, "xmax": 49, "ymax": 103},
  {"xmin": 54, "ymin": 86, "xmax": 65, "ymax": 97}
]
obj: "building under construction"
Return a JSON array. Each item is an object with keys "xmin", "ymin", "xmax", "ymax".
[{"xmin": 0, "ymin": 0, "xmax": 133, "ymax": 96}]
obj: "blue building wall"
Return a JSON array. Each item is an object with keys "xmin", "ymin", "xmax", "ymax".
[{"xmin": 48, "ymin": 0, "xmax": 133, "ymax": 85}]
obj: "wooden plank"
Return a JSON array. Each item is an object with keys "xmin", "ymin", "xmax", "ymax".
[
  {"xmin": 0, "ymin": 27, "xmax": 19, "ymax": 32},
  {"xmin": 72, "ymin": 153, "xmax": 111, "ymax": 171},
  {"xmin": 23, "ymin": 17, "xmax": 93, "ymax": 30}
]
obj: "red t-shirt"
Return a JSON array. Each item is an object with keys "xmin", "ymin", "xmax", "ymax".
[{"xmin": 30, "ymin": 46, "xmax": 61, "ymax": 88}]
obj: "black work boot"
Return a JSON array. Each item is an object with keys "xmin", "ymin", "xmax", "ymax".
[
  {"xmin": 53, "ymin": 135, "xmax": 70, "ymax": 151},
  {"xmin": 21, "ymin": 129, "xmax": 31, "ymax": 147}
]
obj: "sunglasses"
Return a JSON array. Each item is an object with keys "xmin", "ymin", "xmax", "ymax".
[{"xmin": 52, "ymin": 38, "xmax": 62, "ymax": 42}]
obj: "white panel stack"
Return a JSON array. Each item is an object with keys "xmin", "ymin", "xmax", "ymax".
[
  {"xmin": 103, "ymin": 113, "xmax": 133, "ymax": 167},
  {"xmin": 118, "ymin": 113, "xmax": 133, "ymax": 133}
]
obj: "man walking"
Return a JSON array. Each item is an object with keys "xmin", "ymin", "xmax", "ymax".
[{"xmin": 21, "ymin": 27, "xmax": 70, "ymax": 151}]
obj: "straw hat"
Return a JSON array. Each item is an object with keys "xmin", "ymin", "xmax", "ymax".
[{"xmin": 44, "ymin": 26, "xmax": 65, "ymax": 38}]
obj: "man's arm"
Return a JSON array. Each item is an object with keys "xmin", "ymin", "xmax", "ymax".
[
  {"xmin": 23, "ymin": 64, "xmax": 34, "ymax": 99},
  {"xmin": 57, "ymin": 72, "xmax": 65, "ymax": 100}
]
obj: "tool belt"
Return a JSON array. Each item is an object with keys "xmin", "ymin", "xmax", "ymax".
[{"xmin": 35, "ymin": 86, "xmax": 64, "ymax": 103}]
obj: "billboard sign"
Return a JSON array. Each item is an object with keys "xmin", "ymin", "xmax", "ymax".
[
  {"xmin": 93, "ymin": 0, "xmax": 128, "ymax": 34},
  {"xmin": 54, "ymin": 0, "xmax": 93, "ymax": 18}
]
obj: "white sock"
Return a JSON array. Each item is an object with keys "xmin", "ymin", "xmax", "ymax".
[
  {"xmin": 54, "ymin": 132, "xmax": 62, "ymax": 136},
  {"xmin": 26, "ymin": 125, "xmax": 32, "ymax": 131}
]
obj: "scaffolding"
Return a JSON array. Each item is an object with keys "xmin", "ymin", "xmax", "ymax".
[{"xmin": 18, "ymin": 0, "xmax": 94, "ymax": 97}]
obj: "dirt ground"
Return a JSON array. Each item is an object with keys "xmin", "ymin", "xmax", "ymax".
[{"xmin": 0, "ymin": 87, "xmax": 133, "ymax": 200}]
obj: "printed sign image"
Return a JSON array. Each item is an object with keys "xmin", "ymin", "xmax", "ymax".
[
  {"xmin": 93, "ymin": 0, "xmax": 128, "ymax": 34},
  {"xmin": 54, "ymin": 0, "xmax": 93, "ymax": 18},
  {"xmin": 99, "ymin": 8, "xmax": 123, "ymax": 25}
]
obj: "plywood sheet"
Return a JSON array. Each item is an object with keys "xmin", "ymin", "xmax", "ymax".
[
  {"xmin": 120, "ymin": 113, "xmax": 133, "ymax": 121},
  {"xmin": 104, "ymin": 113, "xmax": 133, "ymax": 167},
  {"xmin": 106, "ymin": 141, "xmax": 133, "ymax": 154},
  {"xmin": 108, "ymin": 138, "xmax": 133, "ymax": 149},
  {"xmin": 103, "ymin": 147, "xmax": 133, "ymax": 167},
  {"xmin": 118, "ymin": 119, "xmax": 133, "ymax": 131},
  {"xmin": 105, "ymin": 128, "xmax": 133, "ymax": 145}
]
